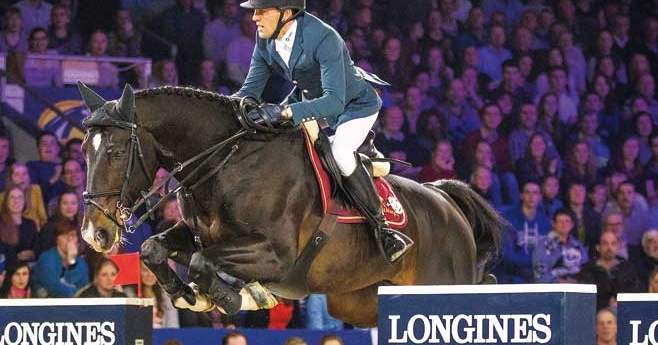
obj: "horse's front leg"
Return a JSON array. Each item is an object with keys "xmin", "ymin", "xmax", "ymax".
[
  {"xmin": 188, "ymin": 232, "xmax": 287, "ymax": 315},
  {"xmin": 140, "ymin": 221, "xmax": 205, "ymax": 309}
]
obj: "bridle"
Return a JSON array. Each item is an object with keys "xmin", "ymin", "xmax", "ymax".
[{"xmin": 83, "ymin": 95, "xmax": 293, "ymax": 240}]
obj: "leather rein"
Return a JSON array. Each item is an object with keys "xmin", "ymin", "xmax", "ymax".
[{"xmin": 83, "ymin": 95, "xmax": 293, "ymax": 243}]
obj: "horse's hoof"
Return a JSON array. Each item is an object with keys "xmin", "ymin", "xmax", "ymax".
[
  {"xmin": 174, "ymin": 283, "xmax": 215, "ymax": 312},
  {"xmin": 244, "ymin": 282, "xmax": 278, "ymax": 309}
]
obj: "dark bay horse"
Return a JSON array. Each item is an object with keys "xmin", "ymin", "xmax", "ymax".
[{"xmin": 78, "ymin": 83, "xmax": 505, "ymax": 327}]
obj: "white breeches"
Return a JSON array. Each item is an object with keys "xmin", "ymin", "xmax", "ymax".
[{"xmin": 330, "ymin": 112, "xmax": 378, "ymax": 176}]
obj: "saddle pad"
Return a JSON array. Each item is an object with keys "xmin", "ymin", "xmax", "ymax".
[{"xmin": 302, "ymin": 128, "xmax": 408, "ymax": 228}]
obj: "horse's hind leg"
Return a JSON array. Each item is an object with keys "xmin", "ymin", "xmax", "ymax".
[{"xmin": 141, "ymin": 221, "xmax": 201, "ymax": 308}]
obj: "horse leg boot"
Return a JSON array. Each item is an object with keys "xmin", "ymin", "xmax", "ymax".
[{"xmin": 342, "ymin": 153, "xmax": 414, "ymax": 265}]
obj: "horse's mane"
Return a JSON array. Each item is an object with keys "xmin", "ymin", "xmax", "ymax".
[{"xmin": 135, "ymin": 86, "xmax": 235, "ymax": 107}]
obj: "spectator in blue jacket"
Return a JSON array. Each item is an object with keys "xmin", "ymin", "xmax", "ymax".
[
  {"xmin": 533, "ymin": 208, "xmax": 589, "ymax": 283},
  {"xmin": 33, "ymin": 224, "xmax": 88, "ymax": 297},
  {"xmin": 497, "ymin": 180, "xmax": 551, "ymax": 283}
]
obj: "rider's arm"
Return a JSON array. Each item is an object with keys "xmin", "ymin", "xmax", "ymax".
[{"xmin": 288, "ymin": 32, "xmax": 346, "ymax": 124}]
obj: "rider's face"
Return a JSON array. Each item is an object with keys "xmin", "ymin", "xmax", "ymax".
[{"xmin": 252, "ymin": 7, "xmax": 283, "ymax": 39}]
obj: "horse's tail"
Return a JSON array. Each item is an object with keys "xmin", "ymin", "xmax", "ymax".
[{"xmin": 426, "ymin": 180, "xmax": 506, "ymax": 277}]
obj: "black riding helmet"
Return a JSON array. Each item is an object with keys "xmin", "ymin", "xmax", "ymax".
[{"xmin": 240, "ymin": 0, "xmax": 305, "ymax": 40}]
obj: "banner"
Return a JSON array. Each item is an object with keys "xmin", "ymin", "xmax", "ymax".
[
  {"xmin": 378, "ymin": 284, "xmax": 596, "ymax": 345},
  {"xmin": 20, "ymin": 86, "xmax": 122, "ymax": 143},
  {"xmin": 618, "ymin": 293, "xmax": 658, "ymax": 345},
  {"xmin": 0, "ymin": 298, "xmax": 152, "ymax": 345}
]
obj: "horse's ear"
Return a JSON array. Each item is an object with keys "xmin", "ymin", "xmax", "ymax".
[
  {"xmin": 78, "ymin": 81, "xmax": 106, "ymax": 112},
  {"xmin": 116, "ymin": 83, "xmax": 135, "ymax": 120}
]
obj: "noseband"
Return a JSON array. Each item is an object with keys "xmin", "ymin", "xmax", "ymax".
[{"xmin": 84, "ymin": 95, "xmax": 291, "ymax": 235}]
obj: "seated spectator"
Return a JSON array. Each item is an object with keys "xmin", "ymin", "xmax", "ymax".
[
  {"xmin": 421, "ymin": 45, "xmax": 454, "ymax": 101},
  {"xmin": 320, "ymin": 335, "xmax": 344, "ymax": 345},
  {"xmin": 222, "ymin": 331, "xmax": 248, "ymax": 345},
  {"xmin": 595, "ymin": 309, "xmax": 617, "ymax": 345},
  {"xmin": 23, "ymin": 27, "xmax": 63, "ymax": 87},
  {"xmin": 305, "ymin": 294, "xmax": 343, "ymax": 331},
  {"xmin": 283, "ymin": 337, "xmax": 307, "ymax": 345},
  {"xmin": 0, "ymin": 134, "xmax": 14, "ymax": 192},
  {"xmin": 1, "ymin": 163, "xmax": 47, "ymax": 229},
  {"xmin": 0, "ymin": 8, "xmax": 28, "ymax": 52},
  {"xmin": 469, "ymin": 166, "xmax": 502, "ymax": 210},
  {"xmin": 569, "ymin": 112, "xmax": 611, "ymax": 169},
  {"xmin": 35, "ymin": 189, "xmax": 80, "ymax": 257},
  {"xmin": 508, "ymin": 103, "xmax": 558, "ymax": 164},
  {"xmin": 514, "ymin": 133, "xmax": 560, "ymax": 188},
  {"xmin": 635, "ymin": 230, "xmax": 658, "ymax": 292},
  {"xmin": 577, "ymin": 230, "xmax": 641, "ymax": 310},
  {"xmin": 14, "ymin": 0, "xmax": 52, "ymax": 35},
  {"xmin": 605, "ymin": 180, "xmax": 650, "ymax": 255},
  {"xmin": 197, "ymin": 59, "xmax": 229, "ymax": 94},
  {"xmin": 202, "ymin": 0, "xmax": 239, "ymax": 69},
  {"xmin": 46, "ymin": 4, "xmax": 81, "ymax": 54},
  {"xmin": 462, "ymin": 104, "xmax": 513, "ymax": 174},
  {"xmin": 26, "ymin": 131, "xmax": 63, "ymax": 204},
  {"xmin": 562, "ymin": 140, "xmax": 602, "ymax": 189},
  {"xmin": 86, "ymin": 29, "xmax": 118, "ymax": 89},
  {"xmin": 47, "ymin": 158, "xmax": 84, "ymax": 215},
  {"xmin": 477, "ymin": 24, "xmax": 512, "ymax": 82},
  {"xmin": 75, "ymin": 257, "xmax": 127, "ymax": 298},
  {"xmin": 537, "ymin": 92, "xmax": 568, "ymax": 146},
  {"xmin": 374, "ymin": 36, "xmax": 413, "ymax": 97},
  {"xmin": 588, "ymin": 183, "xmax": 609, "ymax": 218},
  {"xmin": 401, "ymin": 86, "xmax": 424, "ymax": 135},
  {"xmin": 532, "ymin": 208, "xmax": 589, "ymax": 283},
  {"xmin": 538, "ymin": 175, "xmax": 563, "ymax": 219},
  {"xmin": 418, "ymin": 140, "xmax": 456, "ymax": 182},
  {"xmin": 415, "ymin": 109, "xmax": 448, "ymax": 154},
  {"xmin": 547, "ymin": 66, "xmax": 579, "ymax": 126},
  {"xmin": 107, "ymin": 9, "xmax": 141, "ymax": 57},
  {"xmin": 0, "ymin": 186, "xmax": 38, "ymax": 265},
  {"xmin": 498, "ymin": 181, "xmax": 551, "ymax": 283},
  {"xmin": 438, "ymin": 78, "xmax": 480, "ymax": 147},
  {"xmin": 411, "ymin": 71, "xmax": 439, "ymax": 112},
  {"xmin": 125, "ymin": 262, "xmax": 178, "ymax": 328},
  {"xmin": 0, "ymin": 260, "xmax": 34, "ymax": 298},
  {"xmin": 633, "ymin": 111, "xmax": 654, "ymax": 166},
  {"xmin": 558, "ymin": 31, "xmax": 587, "ymax": 95},
  {"xmin": 149, "ymin": 59, "xmax": 179, "ymax": 87},
  {"xmin": 460, "ymin": 66, "xmax": 486, "ymax": 110},
  {"xmin": 225, "ymin": 11, "xmax": 255, "ymax": 87},
  {"xmin": 374, "ymin": 105, "xmax": 426, "ymax": 168},
  {"xmin": 565, "ymin": 181, "xmax": 602, "ymax": 256},
  {"xmin": 488, "ymin": 60, "xmax": 534, "ymax": 113},
  {"xmin": 245, "ymin": 297, "xmax": 301, "ymax": 329},
  {"xmin": 33, "ymin": 224, "xmax": 89, "ymax": 297},
  {"xmin": 649, "ymin": 267, "xmax": 658, "ymax": 293},
  {"xmin": 62, "ymin": 138, "xmax": 84, "ymax": 170},
  {"xmin": 606, "ymin": 136, "xmax": 644, "ymax": 188}
]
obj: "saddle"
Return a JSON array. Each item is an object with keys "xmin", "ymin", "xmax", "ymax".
[{"xmin": 301, "ymin": 121, "xmax": 408, "ymax": 228}]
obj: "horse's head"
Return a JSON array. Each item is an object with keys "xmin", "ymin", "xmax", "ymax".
[{"xmin": 78, "ymin": 82, "xmax": 158, "ymax": 252}]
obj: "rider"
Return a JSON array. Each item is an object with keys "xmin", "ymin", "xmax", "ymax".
[{"xmin": 235, "ymin": 0, "xmax": 413, "ymax": 265}]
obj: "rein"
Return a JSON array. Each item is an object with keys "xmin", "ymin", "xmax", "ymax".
[{"xmin": 84, "ymin": 96, "xmax": 293, "ymax": 238}]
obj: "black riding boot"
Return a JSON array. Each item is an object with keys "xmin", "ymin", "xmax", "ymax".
[{"xmin": 343, "ymin": 154, "xmax": 414, "ymax": 265}]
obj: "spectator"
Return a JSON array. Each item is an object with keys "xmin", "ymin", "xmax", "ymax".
[
  {"xmin": 23, "ymin": 27, "xmax": 63, "ymax": 87},
  {"xmin": 0, "ymin": 134, "xmax": 14, "ymax": 192},
  {"xmin": 149, "ymin": 59, "xmax": 179, "ymax": 87},
  {"xmin": 481, "ymin": 0, "xmax": 523, "ymax": 28},
  {"xmin": 410, "ymin": 71, "xmax": 438, "ymax": 112},
  {"xmin": 125, "ymin": 261, "xmax": 179, "ymax": 328},
  {"xmin": 565, "ymin": 181, "xmax": 602, "ymax": 256},
  {"xmin": 477, "ymin": 24, "xmax": 512, "ymax": 82},
  {"xmin": 570, "ymin": 112, "xmax": 611, "ymax": 169},
  {"xmin": 533, "ymin": 208, "xmax": 589, "ymax": 283},
  {"xmin": 35, "ymin": 189, "xmax": 80, "ymax": 257},
  {"xmin": 547, "ymin": 66, "xmax": 579, "ymax": 125},
  {"xmin": 13, "ymin": 0, "xmax": 52, "ymax": 35},
  {"xmin": 86, "ymin": 29, "xmax": 119, "ymax": 89},
  {"xmin": 33, "ymin": 224, "xmax": 89, "ymax": 297},
  {"xmin": 46, "ymin": 4, "xmax": 81, "ymax": 55},
  {"xmin": 460, "ymin": 66, "xmax": 486, "ymax": 110},
  {"xmin": 460, "ymin": 46, "xmax": 492, "ymax": 96},
  {"xmin": 577, "ymin": 230, "xmax": 641, "ymax": 310},
  {"xmin": 160, "ymin": 0, "xmax": 206, "ymax": 85},
  {"xmin": 421, "ymin": 45, "xmax": 454, "ymax": 100},
  {"xmin": 514, "ymin": 133, "xmax": 560, "ymax": 188},
  {"xmin": 498, "ymin": 181, "xmax": 551, "ymax": 283},
  {"xmin": 539, "ymin": 175, "xmax": 563, "ymax": 219},
  {"xmin": 649, "ymin": 267, "xmax": 658, "ymax": 293},
  {"xmin": 225, "ymin": 11, "xmax": 256, "ymax": 87},
  {"xmin": 508, "ymin": 103, "xmax": 558, "ymax": 164},
  {"xmin": 202, "ymin": 0, "xmax": 239, "ymax": 67},
  {"xmin": 197, "ymin": 59, "xmax": 228, "ymax": 94},
  {"xmin": 418, "ymin": 140, "xmax": 456, "ymax": 182},
  {"xmin": 462, "ymin": 104, "xmax": 512, "ymax": 174},
  {"xmin": 562, "ymin": 140, "xmax": 602, "ymax": 188},
  {"xmin": 1, "ymin": 162, "xmax": 47, "ymax": 229},
  {"xmin": 107, "ymin": 9, "xmax": 142, "ymax": 57},
  {"xmin": 47, "ymin": 159, "xmax": 84, "ymax": 215},
  {"xmin": 606, "ymin": 180, "xmax": 650, "ymax": 255},
  {"xmin": 438, "ymin": 78, "xmax": 480, "ymax": 148},
  {"xmin": 587, "ymin": 30, "xmax": 624, "ymax": 84},
  {"xmin": 75, "ymin": 257, "xmax": 127, "ymax": 298},
  {"xmin": 537, "ymin": 92, "xmax": 568, "ymax": 146},
  {"xmin": 0, "ymin": 8, "xmax": 28, "ymax": 52},
  {"xmin": 589, "ymin": 183, "xmax": 609, "ymax": 216},
  {"xmin": 558, "ymin": 31, "xmax": 587, "ymax": 95},
  {"xmin": 415, "ymin": 108, "xmax": 447, "ymax": 153},
  {"xmin": 607, "ymin": 136, "xmax": 644, "ymax": 188},
  {"xmin": 319, "ymin": 335, "xmax": 344, "ymax": 345},
  {"xmin": 244, "ymin": 297, "xmax": 301, "ymax": 329},
  {"xmin": 0, "ymin": 260, "xmax": 34, "ymax": 298},
  {"xmin": 222, "ymin": 331, "xmax": 248, "ymax": 345},
  {"xmin": 591, "ymin": 74, "xmax": 621, "ymax": 141},
  {"xmin": 0, "ymin": 186, "xmax": 38, "ymax": 265},
  {"xmin": 305, "ymin": 294, "xmax": 343, "ymax": 331},
  {"xmin": 469, "ymin": 165, "xmax": 502, "ymax": 209},
  {"xmin": 374, "ymin": 36, "xmax": 413, "ymax": 97},
  {"xmin": 283, "ymin": 337, "xmax": 306, "ymax": 345},
  {"xmin": 373, "ymin": 105, "xmax": 426, "ymax": 169},
  {"xmin": 62, "ymin": 138, "xmax": 84, "ymax": 170},
  {"xmin": 401, "ymin": 86, "xmax": 424, "ymax": 135},
  {"xmin": 488, "ymin": 60, "xmax": 534, "ymax": 113},
  {"xmin": 635, "ymin": 230, "xmax": 658, "ymax": 292},
  {"xmin": 455, "ymin": 7, "xmax": 486, "ymax": 52},
  {"xmin": 595, "ymin": 309, "xmax": 617, "ymax": 345}
]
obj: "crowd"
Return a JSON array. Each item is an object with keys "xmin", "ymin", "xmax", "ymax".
[{"xmin": 1, "ymin": 0, "xmax": 658, "ymax": 343}]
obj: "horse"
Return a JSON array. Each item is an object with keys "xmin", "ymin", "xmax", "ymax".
[{"xmin": 78, "ymin": 83, "xmax": 506, "ymax": 327}]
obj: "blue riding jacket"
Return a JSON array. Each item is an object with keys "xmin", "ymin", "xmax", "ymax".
[{"xmin": 235, "ymin": 12, "xmax": 383, "ymax": 129}]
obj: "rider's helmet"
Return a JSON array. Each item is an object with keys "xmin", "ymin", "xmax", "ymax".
[{"xmin": 239, "ymin": 0, "xmax": 305, "ymax": 11}]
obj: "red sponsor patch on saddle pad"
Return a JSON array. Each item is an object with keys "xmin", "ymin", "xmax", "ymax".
[{"xmin": 302, "ymin": 129, "xmax": 408, "ymax": 229}]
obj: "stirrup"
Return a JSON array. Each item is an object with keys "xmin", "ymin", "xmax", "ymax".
[{"xmin": 380, "ymin": 228, "xmax": 414, "ymax": 265}]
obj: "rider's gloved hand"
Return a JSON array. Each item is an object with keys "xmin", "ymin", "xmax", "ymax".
[{"xmin": 247, "ymin": 103, "xmax": 290, "ymax": 124}]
